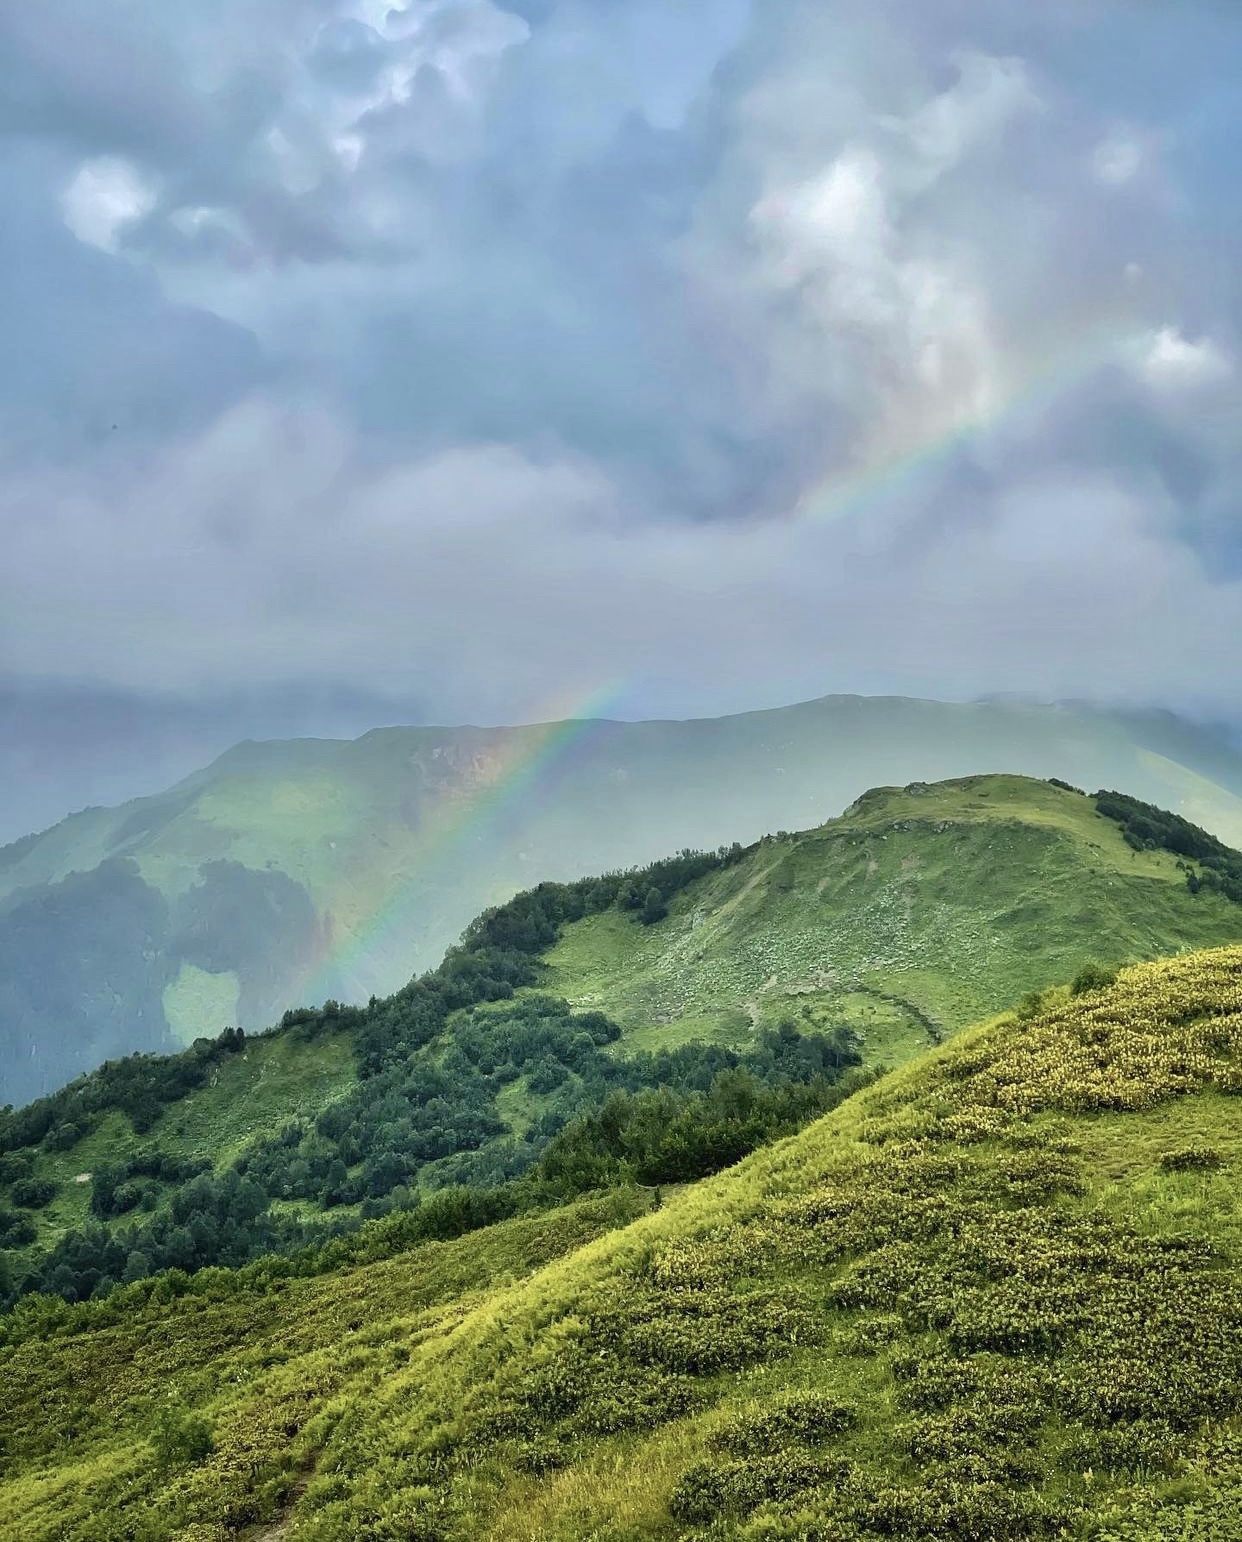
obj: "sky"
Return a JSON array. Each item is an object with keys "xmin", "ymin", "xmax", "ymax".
[{"xmin": 2, "ymin": 0, "xmax": 1241, "ymax": 838}]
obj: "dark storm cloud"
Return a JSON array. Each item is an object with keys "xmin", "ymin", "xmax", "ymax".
[
  {"xmin": 0, "ymin": 144, "xmax": 264, "ymax": 453},
  {"xmin": 1, "ymin": 0, "xmax": 1241, "ymax": 829}
]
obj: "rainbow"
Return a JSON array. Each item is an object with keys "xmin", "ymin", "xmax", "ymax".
[
  {"xmin": 791, "ymin": 310, "xmax": 1142, "ymax": 528},
  {"xmin": 302, "ymin": 683, "xmax": 625, "ymax": 1004},
  {"xmin": 300, "ymin": 313, "xmax": 1146, "ymax": 1007}
]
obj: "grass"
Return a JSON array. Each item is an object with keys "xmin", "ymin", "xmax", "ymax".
[
  {"xmin": 149, "ymin": 1028, "xmax": 357, "ymax": 1170},
  {"xmin": 544, "ymin": 775, "xmax": 1242, "ymax": 1071},
  {"xmin": 0, "ymin": 1188, "xmax": 655, "ymax": 1541},
  {"xmin": 4, "ymin": 946, "xmax": 1242, "ymax": 1538},
  {"xmin": 162, "ymin": 962, "xmax": 242, "ymax": 1047}
]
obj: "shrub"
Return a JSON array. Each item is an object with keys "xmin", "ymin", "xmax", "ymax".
[
  {"xmin": 150, "ymin": 1405, "xmax": 214, "ymax": 1472},
  {"xmin": 1159, "ymin": 1146, "xmax": 1226, "ymax": 1174},
  {"xmin": 10, "ymin": 1178, "xmax": 55, "ymax": 1210},
  {"xmin": 0, "ymin": 1210, "xmax": 37, "ymax": 1248},
  {"xmin": 1071, "ymin": 961, "xmax": 1119, "ymax": 996},
  {"xmin": 709, "ymin": 1391, "xmax": 857, "ymax": 1455},
  {"xmin": 670, "ymin": 1452, "xmax": 850, "ymax": 1524}
]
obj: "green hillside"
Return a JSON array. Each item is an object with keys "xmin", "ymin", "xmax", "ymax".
[
  {"xmin": 3, "ymin": 774, "xmax": 1240, "ymax": 1316},
  {"xmin": 546, "ymin": 774, "xmax": 1242, "ymax": 1068},
  {"xmin": 7, "ymin": 694, "xmax": 1242, "ymax": 1104},
  {"xmin": 3, "ymin": 946, "xmax": 1242, "ymax": 1540}
]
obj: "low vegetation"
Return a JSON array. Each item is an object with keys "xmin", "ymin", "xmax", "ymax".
[
  {"xmin": 544, "ymin": 774, "xmax": 1242, "ymax": 1056},
  {"xmin": 3, "ymin": 947, "xmax": 1242, "ymax": 1538}
]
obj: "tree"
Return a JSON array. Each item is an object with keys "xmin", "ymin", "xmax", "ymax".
[
  {"xmin": 364, "ymin": 1150, "xmax": 407, "ymax": 1199},
  {"xmin": 122, "ymin": 1249, "xmax": 152, "ymax": 1284},
  {"xmin": 11, "ymin": 1177, "xmax": 55, "ymax": 1209},
  {"xmin": 47, "ymin": 1263, "xmax": 78, "ymax": 1302},
  {"xmin": 639, "ymin": 887, "xmax": 668, "ymax": 926},
  {"xmin": 0, "ymin": 1210, "xmax": 37, "ymax": 1248},
  {"xmin": 321, "ymin": 1158, "xmax": 349, "ymax": 1207},
  {"xmin": 90, "ymin": 1164, "xmax": 124, "ymax": 1218}
]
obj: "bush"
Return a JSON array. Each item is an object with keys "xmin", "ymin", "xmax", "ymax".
[
  {"xmin": 10, "ymin": 1178, "xmax": 56, "ymax": 1209},
  {"xmin": 0, "ymin": 1210, "xmax": 37, "ymax": 1248},
  {"xmin": 709, "ymin": 1391, "xmax": 857, "ymax": 1455},
  {"xmin": 1070, "ymin": 962, "xmax": 1119, "ymax": 996},
  {"xmin": 1159, "ymin": 1146, "xmax": 1226, "ymax": 1174},
  {"xmin": 150, "ymin": 1405, "xmax": 214, "ymax": 1472}
]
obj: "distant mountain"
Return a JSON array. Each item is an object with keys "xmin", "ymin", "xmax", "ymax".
[{"xmin": 5, "ymin": 694, "xmax": 1242, "ymax": 1104}]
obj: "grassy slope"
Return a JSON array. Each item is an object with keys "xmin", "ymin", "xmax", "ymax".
[
  {"xmin": 3, "ymin": 948, "xmax": 1242, "ymax": 1539},
  {"xmin": 545, "ymin": 775, "xmax": 1242, "ymax": 1069},
  {"xmin": 0, "ymin": 1188, "xmax": 655, "ymax": 1541},
  {"xmin": 18, "ymin": 1030, "xmax": 356, "ymax": 1256}
]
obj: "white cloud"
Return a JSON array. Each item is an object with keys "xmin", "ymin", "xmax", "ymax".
[
  {"xmin": 735, "ymin": 48, "xmax": 1034, "ymax": 462},
  {"xmin": 751, "ymin": 149, "xmax": 889, "ymax": 295},
  {"xmin": 319, "ymin": 0, "xmax": 530, "ymax": 172},
  {"xmin": 750, "ymin": 144, "xmax": 998, "ymax": 425},
  {"xmin": 60, "ymin": 157, "xmax": 158, "ymax": 252},
  {"xmin": 1137, "ymin": 327, "xmax": 1234, "ymax": 392},
  {"xmin": 892, "ymin": 50, "xmax": 1041, "ymax": 187},
  {"xmin": 1091, "ymin": 132, "xmax": 1144, "ymax": 187}
]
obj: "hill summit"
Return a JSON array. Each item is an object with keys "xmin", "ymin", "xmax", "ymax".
[{"xmin": 544, "ymin": 772, "xmax": 1242, "ymax": 1062}]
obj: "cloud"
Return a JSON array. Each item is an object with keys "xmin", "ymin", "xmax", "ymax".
[
  {"xmin": 1136, "ymin": 327, "xmax": 1234, "ymax": 393},
  {"xmin": 60, "ymin": 156, "xmax": 160, "ymax": 251},
  {"xmin": 4, "ymin": 394, "xmax": 1242, "ymax": 732},
  {"xmin": 0, "ymin": 142, "xmax": 264, "ymax": 456},
  {"xmin": 1091, "ymin": 131, "xmax": 1144, "ymax": 187},
  {"xmin": 1, "ymin": 0, "xmax": 1241, "ymax": 822}
]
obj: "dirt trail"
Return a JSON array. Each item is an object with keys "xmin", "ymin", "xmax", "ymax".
[
  {"xmin": 247, "ymin": 1471, "xmax": 313, "ymax": 1542},
  {"xmin": 742, "ymin": 972, "xmax": 780, "ymax": 1028}
]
